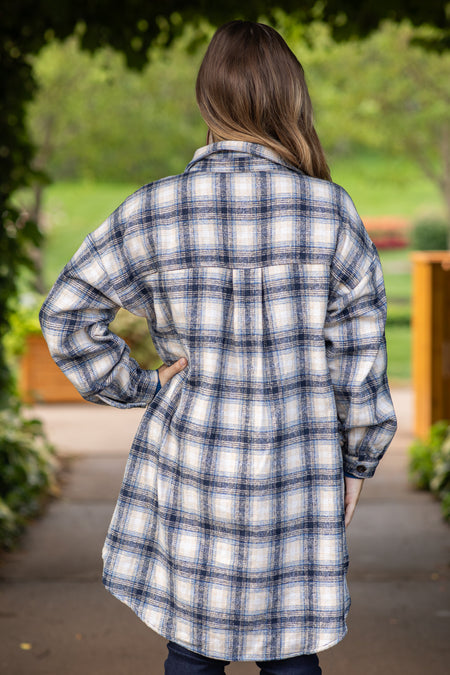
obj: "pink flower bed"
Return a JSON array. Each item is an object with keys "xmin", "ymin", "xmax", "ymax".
[{"xmin": 362, "ymin": 216, "xmax": 410, "ymax": 250}]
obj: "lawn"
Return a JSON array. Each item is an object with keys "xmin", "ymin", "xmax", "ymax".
[
  {"xmin": 31, "ymin": 150, "xmax": 432, "ymax": 383},
  {"xmin": 330, "ymin": 151, "xmax": 442, "ymax": 219},
  {"xmin": 385, "ymin": 325, "xmax": 411, "ymax": 382},
  {"xmin": 39, "ymin": 181, "xmax": 140, "ymax": 287},
  {"xmin": 379, "ymin": 249, "xmax": 411, "ymax": 383}
]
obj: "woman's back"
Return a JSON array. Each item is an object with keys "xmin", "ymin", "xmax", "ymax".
[
  {"xmin": 40, "ymin": 138, "xmax": 396, "ymax": 661},
  {"xmin": 39, "ymin": 18, "xmax": 397, "ymax": 668}
]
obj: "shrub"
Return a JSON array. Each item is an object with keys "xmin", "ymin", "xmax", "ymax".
[
  {"xmin": 408, "ymin": 420, "xmax": 450, "ymax": 522},
  {"xmin": 4, "ymin": 294, "xmax": 44, "ymax": 361},
  {"xmin": 108, "ymin": 309, "xmax": 162, "ymax": 369},
  {"xmin": 411, "ymin": 218, "xmax": 449, "ymax": 251},
  {"xmin": 0, "ymin": 404, "xmax": 59, "ymax": 550}
]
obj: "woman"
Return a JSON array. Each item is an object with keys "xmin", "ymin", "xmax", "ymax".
[{"xmin": 40, "ymin": 20, "xmax": 397, "ymax": 675}]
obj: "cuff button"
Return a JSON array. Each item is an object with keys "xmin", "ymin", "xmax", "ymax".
[{"xmin": 356, "ymin": 465, "xmax": 367, "ymax": 473}]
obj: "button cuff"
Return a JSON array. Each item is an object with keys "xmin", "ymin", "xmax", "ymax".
[{"xmin": 343, "ymin": 456, "xmax": 378, "ymax": 479}]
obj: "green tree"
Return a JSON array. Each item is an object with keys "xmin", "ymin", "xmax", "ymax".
[
  {"xmin": 0, "ymin": 1, "xmax": 448, "ymax": 547},
  {"xmin": 335, "ymin": 21, "xmax": 450, "ymax": 235},
  {"xmin": 26, "ymin": 27, "xmax": 209, "ymax": 188},
  {"xmin": 277, "ymin": 18, "xmax": 450, "ymax": 239},
  {"xmin": 1, "ymin": 1, "xmax": 448, "ymax": 407},
  {"xmin": 20, "ymin": 26, "xmax": 210, "ymax": 291}
]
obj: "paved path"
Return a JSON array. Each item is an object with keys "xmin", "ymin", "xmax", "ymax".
[{"xmin": 0, "ymin": 387, "xmax": 449, "ymax": 674}]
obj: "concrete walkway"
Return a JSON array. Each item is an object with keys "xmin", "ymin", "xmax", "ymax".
[{"xmin": 0, "ymin": 387, "xmax": 448, "ymax": 674}]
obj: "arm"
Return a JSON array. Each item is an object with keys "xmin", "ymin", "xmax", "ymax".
[
  {"xmin": 344, "ymin": 475, "xmax": 365, "ymax": 527},
  {"xmin": 324, "ymin": 189, "xmax": 398, "ymax": 480},
  {"xmin": 39, "ymin": 229, "xmax": 159, "ymax": 409}
]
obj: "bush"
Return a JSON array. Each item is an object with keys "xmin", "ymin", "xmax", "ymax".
[
  {"xmin": 4, "ymin": 294, "xmax": 44, "ymax": 361},
  {"xmin": 0, "ymin": 404, "xmax": 59, "ymax": 550},
  {"xmin": 106, "ymin": 308, "xmax": 162, "ymax": 369},
  {"xmin": 411, "ymin": 218, "xmax": 449, "ymax": 251},
  {"xmin": 408, "ymin": 420, "xmax": 450, "ymax": 522}
]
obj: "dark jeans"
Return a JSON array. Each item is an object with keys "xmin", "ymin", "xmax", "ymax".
[{"xmin": 164, "ymin": 640, "xmax": 322, "ymax": 675}]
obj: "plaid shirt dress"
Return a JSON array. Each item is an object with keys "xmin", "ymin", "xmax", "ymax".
[{"xmin": 39, "ymin": 140, "xmax": 397, "ymax": 662}]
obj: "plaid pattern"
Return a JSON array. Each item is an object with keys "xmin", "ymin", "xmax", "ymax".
[{"xmin": 39, "ymin": 141, "xmax": 397, "ymax": 661}]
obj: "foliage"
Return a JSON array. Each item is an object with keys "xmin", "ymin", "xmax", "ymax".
[
  {"xmin": 110, "ymin": 309, "xmax": 162, "ymax": 370},
  {"xmin": 0, "ymin": 152, "xmax": 43, "ymax": 408},
  {"xmin": 1, "ymin": 4, "xmax": 448, "ymax": 413},
  {"xmin": 411, "ymin": 217, "xmax": 449, "ymax": 250},
  {"xmin": 275, "ymin": 18, "xmax": 450, "ymax": 233},
  {"xmin": 17, "ymin": 18, "xmax": 448, "ymax": 242},
  {"xmin": 408, "ymin": 420, "xmax": 450, "ymax": 522},
  {"xmin": 4, "ymin": 294, "xmax": 44, "ymax": 360},
  {"xmin": 25, "ymin": 29, "xmax": 208, "ymax": 186},
  {"xmin": 3, "ymin": 294, "xmax": 44, "ymax": 407},
  {"xmin": 2, "ymin": 0, "xmax": 446, "ymax": 554},
  {"xmin": 21, "ymin": 19, "xmax": 450, "ymax": 226},
  {"xmin": 0, "ymin": 404, "xmax": 59, "ymax": 550}
]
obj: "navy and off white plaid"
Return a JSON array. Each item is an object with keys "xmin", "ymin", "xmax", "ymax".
[{"xmin": 40, "ymin": 141, "xmax": 397, "ymax": 661}]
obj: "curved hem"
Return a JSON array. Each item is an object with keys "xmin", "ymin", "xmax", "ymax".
[{"xmin": 103, "ymin": 581, "xmax": 350, "ymax": 662}]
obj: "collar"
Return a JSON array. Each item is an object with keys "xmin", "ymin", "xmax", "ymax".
[{"xmin": 184, "ymin": 140, "xmax": 303, "ymax": 174}]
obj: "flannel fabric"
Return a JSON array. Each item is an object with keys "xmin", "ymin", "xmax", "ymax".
[{"xmin": 39, "ymin": 141, "xmax": 397, "ymax": 661}]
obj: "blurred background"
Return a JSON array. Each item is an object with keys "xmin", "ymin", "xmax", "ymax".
[
  {"xmin": 0, "ymin": 4, "xmax": 449, "ymax": 673},
  {"xmin": 1, "ymin": 0, "xmax": 449, "ymax": 546},
  {"xmin": 6, "ymin": 12, "xmax": 449, "ymax": 386},
  {"xmin": 2, "ymin": 0, "xmax": 450, "ymax": 545}
]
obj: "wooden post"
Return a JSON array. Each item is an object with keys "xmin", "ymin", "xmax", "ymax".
[{"xmin": 411, "ymin": 251, "xmax": 450, "ymax": 439}]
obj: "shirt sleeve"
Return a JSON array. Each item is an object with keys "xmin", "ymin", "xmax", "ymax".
[
  {"xmin": 343, "ymin": 471, "xmax": 364, "ymax": 479},
  {"xmin": 39, "ymin": 227, "xmax": 160, "ymax": 409},
  {"xmin": 324, "ymin": 188, "xmax": 398, "ymax": 479}
]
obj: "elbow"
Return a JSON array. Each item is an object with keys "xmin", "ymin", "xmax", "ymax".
[{"xmin": 39, "ymin": 299, "xmax": 54, "ymax": 339}]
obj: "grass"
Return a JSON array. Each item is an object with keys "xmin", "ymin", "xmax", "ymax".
[
  {"xmin": 39, "ymin": 181, "xmax": 140, "ymax": 286},
  {"xmin": 378, "ymin": 249, "xmax": 412, "ymax": 302},
  {"xmin": 330, "ymin": 151, "xmax": 443, "ymax": 219},
  {"xmin": 385, "ymin": 325, "xmax": 411, "ymax": 382},
  {"xmin": 375, "ymin": 249, "xmax": 412, "ymax": 382}
]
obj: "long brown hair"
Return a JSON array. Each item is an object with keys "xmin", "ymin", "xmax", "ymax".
[{"xmin": 196, "ymin": 20, "xmax": 331, "ymax": 181}]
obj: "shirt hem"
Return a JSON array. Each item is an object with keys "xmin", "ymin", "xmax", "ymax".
[{"xmin": 102, "ymin": 581, "xmax": 350, "ymax": 662}]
